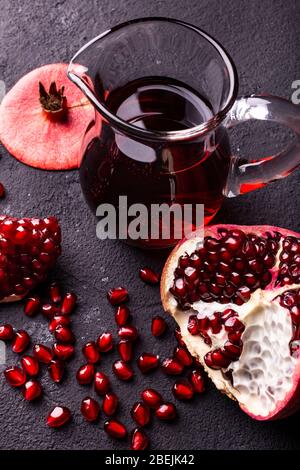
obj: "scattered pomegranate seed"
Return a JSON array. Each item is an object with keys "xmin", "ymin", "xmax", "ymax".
[
  {"xmin": 94, "ymin": 371, "xmax": 111, "ymax": 395},
  {"xmin": 4, "ymin": 366, "xmax": 26, "ymax": 387},
  {"xmin": 0, "ymin": 182, "xmax": 5, "ymax": 199},
  {"xmin": 189, "ymin": 370, "xmax": 205, "ymax": 393},
  {"xmin": 61, "ymin": 292, "xmax": 77, "ymax": 315},
  {"xmin": 174, "ymin": 327, "xmax": 185, "ymax": 346},
  {"xmin": 33, "ymin": 344, "xmax": 54, "ymax": 364},
  {"xmin": 0, "ymin": 324, "xmax": 14, "ymax": 340},
  {"xmin": 82, "ymin": 341, "xmax": 101, "ymax": 364},
  {"xmin": 131, "ymin": 402, "xmax": 151, "ymax": 427},
  {"xmin": 141, "ymin": 388, "xmax": 163, "ymax": 409},
  {"xmin": 102, "ymin": 392, "xmax": 119, "ymax": 416},
  {"xmin": 131, "ymin": 428, "xmax": 149, "ymax": 450},
  {"xmin": 118, "ymin": 325, "xmax": 138, "ymax": 341},
  {"xmin": 24, "ymin": 297, "xmax": 41, "ymax": 316},
  {"xmin": 22, "ymin": 379, "xmax": 42, "ymax": 401},
  {"xmin": 112, "ymin": 360, "xmax": 134, "ymax": 381},
  {"xmin": 81, "ymin": 397, "xmax": 100, "ymax": 422},
  {"xmin": 41, "ymin": 303, "xmax": 59, "ymax": 318},
  {"xmin": 48, "ymin": 359, "xmax": 64, "ymax": 383},
  {"xmin": 117, "ymin": 339, "xmax": 133, "ymax": 362},
  {"xmin": 172, "ymin": 379, "xmax": 194, "ymax": 400},
  {"xmin": 155, "ymin": 402, "xmax": 177, "ymax": 421},
  {"xmin": 53, "ymin": 343, "xmax": 74, "ymax": 361},
  {"xmin": 173, "ymin": 346, "xmax": 193, "ymax": 366},
  {"xmin": 107, "ymin": 287, "xmax": 128, "ymax": 306},
  {"xmin": 139, "ymin": 267, "xmax": 160, "ymax": 285},
  {"xmin": 49, "ymin": 315, "xmax": 70, "ymax": 333},
  {"xmin": 47, "ymin": 406, "xmax": 71, "ymax": 428},
  {"xmin": 12, "ymin": 330, "xmax": 30, "ymax": 353},
  {"xmin": 49, "ymin": 281, "xmax": 62, "ymax": 304},
  {"xmin": 21, "ymin": 355, "xmax": 39, "ymax": 376},
  {"xmin": 137, "ymin": 353, "xmax": 159, "ymax": 373},
  {"xmin": 151, "ymin": 316, "xmax": 167, "ymax": 337},
  {"xmin": 161, "ymin": 357, "xmax": 184, "ymax": 375},
  {"xmin": 76, "ymin": 364, "xmax": 95, "ymax": 385},
  {"xmin": 115, "ymin": 305, "xmax": 130, "ymax": 326},
  {"xmin": 96, "ymin": 332, "xmax": 113, "ymax": 352},
  {"xmin": 54, "ymin": 325, "xmax": 75, "ymax": 343},
  {"xmin": 104, "ymin": 419, "xmax": 127, "ymax": 439}
]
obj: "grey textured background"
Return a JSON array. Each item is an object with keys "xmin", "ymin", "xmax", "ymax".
[{"xmin": 0, "ymin": 0, "xmax": 300, "ymax": 451}]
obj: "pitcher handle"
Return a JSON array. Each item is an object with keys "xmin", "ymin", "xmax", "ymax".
[{"xmin": 224, "ymin": 95, "xmax": 300, "ymax": 197}]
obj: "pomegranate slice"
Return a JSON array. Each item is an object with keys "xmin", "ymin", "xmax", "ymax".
[
  {"xmin": 0, "ymin": 64, "xmax": 94, "ymax": 169},
  {"xmin": 161, "ymin": 224, "xmax": 300, "ymax": 420}
]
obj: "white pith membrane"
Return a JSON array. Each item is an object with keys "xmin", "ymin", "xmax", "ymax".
[{"xmin": 162, "ymin": 228, "xmax": 300, "ymax": 419}]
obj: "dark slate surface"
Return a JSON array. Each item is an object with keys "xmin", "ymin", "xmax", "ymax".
[{"xmin": 0, "ymin": 0, "xmax": 300, "ymax": 450}]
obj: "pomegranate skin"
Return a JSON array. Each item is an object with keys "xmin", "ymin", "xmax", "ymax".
[
  {"xmin": 12, "ymin": 330, "xmax": 30, "ymax": 353},
  {"xmin": 21, "ymin": 355, "xmax": 39, "ymax": 377},
  {"xmin": 131, "ymin": 428, "xmax": 150, "ymax": 450},
  {"xmin": 102, "ymin": 393, "xmax": 119, "ymax": 416},
  {"xmin": 0, "ymin": 324, "xmax": 14, "ymax": 340},
  {"xmin": 22, "ymin": 380, "xmax": 42, "ymax": 401},
  {"xmin": 81, "ymin": 397, "xmax": 100, "ymax": 422},
  {"xmin": 4, "ymin": 366, "xmax": 26, "ymax": 387},
  {"xmin": 104, "ymin": 419, "xmax": 127, "ymax": 439},
  {"xmin": 47, "ymin": 406, "xmax": 71, "ymax": 428}
]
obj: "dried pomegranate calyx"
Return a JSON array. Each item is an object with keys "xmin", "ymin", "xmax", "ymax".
[{"xmin": 39, "ymin": 81, "xmax": 66, "ymax": 116}]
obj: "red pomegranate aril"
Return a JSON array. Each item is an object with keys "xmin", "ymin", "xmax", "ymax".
[
  {"xmin": 94, "ymin": 371, "xmax": 111, "ymax": 395},
  {"xmin": 0, "ymin": 323, "xmax": 14, "ymax": 340},
  {"xmin": 151, "ymin": 316, "xmax": 167, "ymax": 337},
  {"xmin": 107, "ymin": 287, "xmax": 128, "ymax": 306},
  {"xmin": 76, "ymin": 364, "xmax": 94, "ymax": 385},
  {"xmin": 172, "ymin": 379, "xmax": 194, "ymax": 400},
  {"xmin": 174, "ymin": 327, "xmax": 185, "ymax": 346},
  {"xmin": 131, "ymin": 402, "xmax": 151, "ymax": 427},
  {"xmin": 48, "ymin": 359, "xmax": 64, "ymax": 383},
  {"xmin": 115, "ymin": 305, "xmax": 130, "ymax": 327},
  {"xmin": 61, "ymin": 292, "xmax": 77, "ymax": 315},
  {"xmin": 12, "ymin": 330, "xmax": 30, "ymax": 353},
  {"xmin": 139, "ymin": 267, "xmax": 160, "ymax": 285},
  {"xmin": 33, "ymin": 344, "xmax": 54, "ymax": 364},
  {"xmin": 174, "ymin": 346, "xmax": 193, "ymax": 366},
  {"xmin": 204, "ymin": 350, "xmax": 231, "ymax": 369},
  {"xmin": 184, "ymin": 266, "xmax": 198, "ymax": 283},
  {"xmin": 224, "ymin": 316, "xmax": 245, "ymax": 332},
  {"xmin": 4, "ymin": 366, "xmax": 26, "ymax": 387},
  {"xmin": 102, "ymin": 392, "xmax": 119, "ymax": 416},
  {"xmin": 155, "ymin": 403, "xmax": 177, "ymax": 421},
  {"xmin": 187, "ymin": 315, "xmax": 199, "ymax": 335},
  {"xmin": 81, "ymin": 397, "xmax": 100, "ymax": 422},
  {"xmin": 113, "ymin": 360, "xmax": 134, "ymax": 381},
  {"xmin": 117, "ymin": 339, "xmax": 133, "ymax": 362},
  {"xmin": 290, "ymin": 340, "xmax": 300, "ymax": 358},
  {"xmin": 162, "ymin": 357, "xmax": 184, "ymax": 375},
  {"xmin": 189, "ymin": 370, "xmax": 205, "ymax": 393},
  {"xmin": 47, "ymin": 406, "xmax": 71, "ymax": 428},
  {"xmin": 22, "ymin": 379, "xmax": 42, "ymax": 401},
  {"xmin": 24, "ymin": 296, "xmax": 41, "ymax": 316},
  {"xmin": 82, "ymin": 341, "xmax": 101, "ymax": 364},
  {"xmin": 223, "ymin": 340, "xmax": 242, "ymax": 359},
  {"xmin": 41, "ymin": 303, "xmax": 59, "ymax": 318},
  {"xmin": 54, "ymin": 325, "xmax": 75, "ymax": 343},
  {"xmin": 131, "ymin": 428, "xmax": 149, "ymax": 450},
  {"xmin": 97, "ymin": 332, "xmax": 114, "ymax": 352},
  {"xmin": 137, "ymin": 353, "xmax": 159, "ymax": 373},
  {"xmin": 21, "ymin": 355, "xmax": 39, "ymax": 376},
  {"xmin": 104, "ymin": 419, "xmax": 127, "ymax": 439},
  {"xmin": 228, "ymin": 330, "xmax": 243, "ymax": 344},
  {"xmin": 141, "ymin": 388, "xmax": 163, "ymax": 408},
  {"xmin": 49, "ymin": 315, "xmax": 70, "ymax": 333},
  {"xmin": 291, "ymin": 306, "xmax": 300, "ymax": 325},
  {"xmin": 49, "ymin": 282, "xmax": 62, "ymax": 304},
  {"xmin": 53, "ymin": 343, "xmax": 74, "ymax": 361},
  {"xmin": 118, "ymin": 325, "xmax": 138, "ymax": 342}
]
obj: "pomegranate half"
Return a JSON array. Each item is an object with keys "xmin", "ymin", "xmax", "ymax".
[{"xmin": 161, "ymin": 224, "xmax": 300, "ymax": 420}]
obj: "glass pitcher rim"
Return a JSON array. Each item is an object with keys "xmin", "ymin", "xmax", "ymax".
[{"xmin": 68, "ymin": 17, "xmax": 239, "ymax": 141}]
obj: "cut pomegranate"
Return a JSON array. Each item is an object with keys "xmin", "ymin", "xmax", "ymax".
[
  {"xmin": 0, "ymin": 216, "xmax": 61, "ymax": 302},
  {"xmin": 102, "ymin": 392, "xmax": 119, "ymax": 416},
  {"xmin": 53, "ymin": 343, "xmax": 74, "ymax": 361},
  {"xmin": 47, "ymin": 406, "xmax": 71, "ymax": 428},
  {"xmin": 139, "ymin": 267, "xmax": 160, "ymax": 285},
  {"xmin": 96, "ymin": 332, "xmax": 113, "ymax": 352},
  {"xmin": 49, "ymin": 315, "xmax": 71, "ymax": 332},
  {"xmin": 104, "ymin": 419, "xmax": 127, "ymax": 439},
  {"xmin": 189, "ymin": 370, "xmax": 205, "ymax": 394},
  {"xmin": 4, "ymin": 366, "xmax": 26, "ymax": 387},
  {"xmin": 0, "ymin": 63, "xmax": 94, "ymax": 169},
  {"xmin": 161, "ymin": 357, "xmax": 184, "ymax": 375},
  {"xmin": 131, "ymin": 428, "xmax": 149, "ymax": 450},
  {"xmin": 61, "ymin": 292, "xmax": 77, "ymax": 315},
  {"xmin": 137, "ymin": 353, "xmax": 159, "ymax": 373},
  {"xmin": 49, "ymin": 282, "xmax": 62, "ymax": 304},
  {"xmin": 107, "ymin": 287, "xmax": 128, "ymax": 306},
  {"xmin": 33, "ymin": 344, "xmax": 54, "ymax": 364},
  {"xmin": 115, "ymin": 305, "xmax": 130, "ymax": 327},
  {"xmin": 81, "ymin": 397, "xmax": 100, "ymax": 422},
  {"xmin": 0, "ymin": 324, "xmax": 14, "ymax": 340},
  {"xmin": 141, "ymin": 388, "xmax": 163, "ymax": 408},
  {"xmin": 117, "ymin": 340, "xmax": 133, "ymax": 362},
  {"xmin": 76, "ymin": 364, "xmax": 95, "ymax": 385},
  {"xmin": 82, "ymin": 341, "xmax": 101, "ymax": 364},
  {"xmin": 41, "ymin": 303, "xmax": 59, "ymax": 318},
  {"xmin": 112, "ymin": 360, "xmax": 134, "ymax": 381},
  {"xmin": 161, "ymin": 224, "xmax": 300, "ymax": 420},
  {"xmin": 172, "ymin": 379, "xmax": 194, "ymax": 400},
  {"xmin": 24, "ymin": 297, "xmax": 41, "ymax": 316},
  {"xmin": 155, "ymin": 403, "xmax": 177, "ymax": 421},
  {"xmin": 54, "ymin": 325, "xmax": 75, "ymax": 343},
  {"xmin": 151, "ymin": 316, "xmax": 167, "ymax": 337},
  {"xmin": 131, "ymin": 402, "xmax": 151, "ymax": 427},
  {"xmin": 22, "ymin": 380, "xmax": 42, "ymax": 401},
  {"xmin": 94, "ymin": 371, "xmax": 111, "ymax": 395},
  {"xmin": 21, "ymin": 355, "xmax": 39, "ymax": 377},
  {"xmin": 48, "ymin": 359, "xmax": 64, "ymax": 383},
  {"xmin": 173, "ymin": 346, "xmax": 193, "ymax": 366},
  {"xmin": 12, "ymin": 330, "xmax": 30, "ymax": 353},
  {"xmin": 118, "ymin": 326, "xmax": 138, "ymax": 342}
]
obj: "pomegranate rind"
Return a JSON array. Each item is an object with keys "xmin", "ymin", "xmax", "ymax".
[{"xmin": 0, "ymin": 63, "xmax": 94, "ymax": 170}]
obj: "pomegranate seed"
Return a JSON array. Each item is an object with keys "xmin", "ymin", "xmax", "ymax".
[
  {"xmin": 112, "ymin": 360, "xmax": 134, "ymax": 381},
  {"xmin": 49, "ymin": 315, "xmax": 70, "ymax": 333},
  {"xmin": 12, "ymin": 330, "xmax": 30, "ymax": 353},
  {"xmin": 131, "ymin": 402, "xmax": 151, "ymax": 426},
  {"xmin": 118, "ymin": 326, "xmax": 138, "ymax": 341},
  {"xmin": 24, "ymin": 297, "xmax": 41, "ymax": 316},
  {"xmin": 48, "ymin": 359, "xmax": 64, "ymax": 383},
  {"xmin": 174, "ymin": 346, "xmax": 193, "ymax": 366},
  {"xmin": 131, "ymin": 428, "xmax": 149, "ymax": 450},
  {"xmin": 4, "ymin": 366, "xmax": 26, "ymax": 387},
  {"xmin": 96, "ymin": 332, "xmax": 113, "ymax": 352},
  {"xmin": 141, "ymin": 388, "xmax": 163, "ymax": 408},
  {"xmin": 151, "ymin": 316, "xmax": 167, "ymax": 337},
  {"xmin": 174, "ymin": 327, "xmax": 185, "ymax": 346},
  {"xmin": 21, "ymin": 355, "xmax": 39, "ymax": 376},
  {"xmin": 0, "ymin": 324, "xmax": 14, "ymax": 340},
  {"xmin": 204, "ymin": 350, "xmax": 231, "ymax": 369},
  {"xmin": 0, "ymin": 182, "xmax": 5, "ymax": 198},
  {"xmin": 115, "ymin": 305, "xmax": 130, "ymax": 326},
  {"xmin": 76, "ymin": 364, "xmax": 95, "ymax": 385},
  {"xmin": 224, "ymin": 316, "xmax": 245, "ymax": 332},
  {"xmin": 223, "ymin": 340, "xmax": 242, "ymax": 359},
  {"xmin": 139, "ymin": 267, "xmax": 160, "ymax": 285},
  {"xmin": 47, "ymin": 406, "xmax": 71, "ymax": 428},
  {"xmin": 189, "ymin": 370, "xmax": 205, "ymax": 393},
  {"xmin": 82, "ymin": 341, "xmax": 101, "ymax": 364},
  {"xmin": 155, "ymin": 403, "xmax": 177, "ymax": 421},
  {"xmin": 81, "ymin": 397, "xmax": 100, "ymax": 422},
  {"xmin": 54, "ymin": 325, "xmax": 75, "ymax": 343},
  {"xmin": 41, "ymin": 303, "xmax": 59, "ymax": 318},
  {"xmin": 187, "ymin": 315, "xmax": 199, "ymax": 335},
  {"xmin": 107, "ymin": 287, "xmax": 128, "ymax": 306},
  {"xmin": 94, "ymin": 371, "xmax": 111, "ymax": 395},
  {"xmin": 33, "ymin": 344, "xmax": 54, "ymax": 364},
  {"xmin": 104, "ymin": 419, "xmax": 127, "ymax": 439},
  {"xmin": 117, "ymin": 340, "xmax": 133, "ymax": 362},
  {"xmin": 98, "ymin": 392, "xmax": 118, "ymax": 420},
  {"xmin": 161, "ymin": 357, "xmax": 184, "ymax": 375},
  {"xmin": 22, "ymin": 379, "xmax": 42, "ymax": 401},
  {"xmin": 61, "ymin": 292, "xmax": 77, "ymax": 315},
  {"xmin": 49, "ymin": 282, "xmax": 62, "ymax": 304},
  {"xmin": 172, "ymin": 379, "xmax": 194, "ymax": 400},
  {"xmin": 53, "ymin": 343, "xmax": 74, "ymax": 361},
  {"xmin": 137, "ymin": 353, "xmax": 159, "ymax": 373}
]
